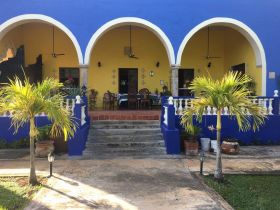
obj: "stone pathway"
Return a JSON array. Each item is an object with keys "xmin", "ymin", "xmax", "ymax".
[
  {"xmin": 0, "ymin": 159, "xmax": 225, "ymax": 210},
  {"xmin": 0, "ymin": 146, "xmax": 279, "ymax": 209}
]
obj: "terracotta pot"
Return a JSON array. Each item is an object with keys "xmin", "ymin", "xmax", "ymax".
[
  {"xmin": 184, "ymin": 140, "xmax": 198, "ymax": 155},
  {"xmin": 35, "ymin": 140, "xmax": 54, "ymax": 157},
  {"xmin": 221, "ymin": 141, "xmax": 240, "ymax": 155}
]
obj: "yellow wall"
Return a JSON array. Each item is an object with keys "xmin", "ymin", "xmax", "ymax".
[
  {"xmin": 181, "ymin": 27, "xmax": 261, "ymax": 95},
  {"xmin": 0, "ymin": 23, "xmax": 79, "ymax": 79},
  {"xmin": 89, "ymin": 27, "xmax": 170, "ymax": 107},
  {"xmin": 224, "ymin": 28, "xmax": 261, "ymax": 95},
  {"xmin": 181, "ymin": 27, "xmax": 226, "ymax": 80}
]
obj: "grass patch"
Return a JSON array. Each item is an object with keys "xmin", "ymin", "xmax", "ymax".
[
  {"xmin": 0, "ymin": 176, "xmax": 46, "ymax": 210},
  {"xmin": 204, "ymin": 174, "xmax": 280, "ymax": 210}
]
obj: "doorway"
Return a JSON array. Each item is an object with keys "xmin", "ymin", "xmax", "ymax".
[
  {"xmin": 231, "ymin": 63, "xmax": 245, "ymax": 75},
  {"xmin": 119, "ymin": 68, "xmax": 138, "ymax": 94},
  {"xmin": 178, "ymin": 69, "xmax": 194, "ymax": 96}
]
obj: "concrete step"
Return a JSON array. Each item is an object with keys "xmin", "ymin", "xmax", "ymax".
[
  {"xmin": 91, "ymin": 120, "xmax": 160, "ymax": 129},
  {"xmin": 89, "ymin": 128, "xmax": 161, "ymax": 136},
  {"xmin": 92, "ymin": 124, "xmax": 160, "ymax": 129},
  {"xmin": 86, "ymin": 146, "xmax": 166, "ymax": 153},
  {"xmin": 84, "ymin": 119, "xmax": 168, "ymax": 159},
  {"xmin": 82, "ymin": 154, "xmax": 185, "ymax": 160},
  {"xmin": 87, "ymin": 133, "xmax": 163, "ymax": 142},
  {"xmin": 85, "ymin": 140, "xmax": 165, "ymax": 148},
  {"xmin": 92, "ymin": 120, "xmax": 160, "ymax": 125}
]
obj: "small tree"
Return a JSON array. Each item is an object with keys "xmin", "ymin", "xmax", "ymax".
[
  {"xmin": 0, "ymin": 77, "xmax": 76, "ymax": 185},
  {"xmin": 181, "ymin": 72, "xmax": 266, "ymax": 180}
]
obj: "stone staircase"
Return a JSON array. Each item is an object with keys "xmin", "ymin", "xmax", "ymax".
[{"xmin": 83, "ymin": 120, "xmax": 183, "ymax": 159}]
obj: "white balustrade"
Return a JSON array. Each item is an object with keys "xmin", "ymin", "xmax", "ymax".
[
  {"xmin": 223, "ymin": 106, "xmax": 229, "ymax": 115},
  {"xmin": 170, "ymin": 96, "xmax": 275, "ymax": 116},
  {"xmin": 173, "ymin": 99, "xmax": 178, "ymax": 115},
  {"xmin": 178, "ymin": 99, "xmax": 183, "ymax": 115},
  {"xmin": 206, "ymin": 106, "xmax": 211, "ymax": 115},
  {"xmin": 71, "ymin": 99, "xmax": 75, "ymax": 116},
  {"xmin": 81, "ymin": 105, "xmax": 86, "ymax": 126},
  {"xmin": 263, "ymin": 98, "xmax": 268, "ymax": 115},
  {"xmin": 163, "ymin": 106, "xmax": 168, "ymax": 125},
  {"xmin": 213, "ymin": 107, "xmax": 217, "ymax": 115},
  {"xmin": 268, "ymin": 98, "xmax": 273, "ymax": 115}
]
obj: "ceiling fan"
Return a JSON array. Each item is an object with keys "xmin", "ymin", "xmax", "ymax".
[
  {"xmin": 51, "ymin": 26, "xmax": 65, "ymax": 58},
  {"xmin": 128, "ymin": 25, "xmax": 138, "ymax": 59},
  {"xmin": 204, "ymin": 26, "xmax": 221, "ymax": 60}
]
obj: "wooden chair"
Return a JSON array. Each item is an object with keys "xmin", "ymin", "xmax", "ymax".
[
  {"xmin": 107, "ymin": 91, "xmax": 117, "ymax": 110},
  {"xmin": 128, "ymin": 92, "xmax": 138, "ymax": 109},
  {"xmin": 89, "ymin": 89, "xmax": 98, "ymax": 110},
  {"xmin": 102, "ymin": 92, "xmax": 111, "ymax": 110},
  {"xmin": 139, "ymin": 88, "xmax": 151, "ymax": 109}
]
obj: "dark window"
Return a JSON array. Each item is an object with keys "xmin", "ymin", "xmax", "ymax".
[
  {"xmin": 231, "ymin": 63, "xmax": 245, "ymax": 75},
  {"xmin": 59, "ymin": 67, "xmax": 79, "ymax": 87}
]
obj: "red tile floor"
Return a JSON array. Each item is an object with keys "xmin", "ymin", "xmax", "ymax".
[{"xmin": 89, "ymin": 110, "xmax": 161, "ymax": 121}]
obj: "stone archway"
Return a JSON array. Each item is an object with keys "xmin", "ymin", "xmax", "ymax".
[
  {"xmin": 0, "ymin": 14, "xmax": 83, "ymax": 65},
  {"xmin": 177, "ymin": 18, "xmax": 266, "ymax": 96}
]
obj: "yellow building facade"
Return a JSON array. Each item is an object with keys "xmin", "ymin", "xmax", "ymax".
[{"xmin": 0, "ymin": 22, "xmax": 261, "ymax": 108}]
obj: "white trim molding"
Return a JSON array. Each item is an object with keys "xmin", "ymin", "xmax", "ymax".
[
  {"xmin": 84, "ymin": 17, "xmax": 175, "ymax": 65},
  {"xmin": 176, "ymin": 17, "xmax": 267, "ymax": 96},
  {"xmin": 0, "ymin": 14, "xmax": 83, "ymax": 65}
]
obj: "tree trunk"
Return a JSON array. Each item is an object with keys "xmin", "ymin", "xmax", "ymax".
[
  {"xmin": 29, "ymin": 117, "xmax": 38, "ymax": 185},
  {"xmin": 214, "ymin": 110, "xmax": 223, "ymax": 181}
]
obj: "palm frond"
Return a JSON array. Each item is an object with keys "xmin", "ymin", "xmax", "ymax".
[{"xmin": 181, "ymin": 71, "xmax": 266, "ymax": 132}]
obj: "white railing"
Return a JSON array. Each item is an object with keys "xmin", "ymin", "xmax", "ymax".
[
  {"xmin": 0, "ymin": 97, "xmax": 78, "ymax": 117},
  {"xmin": 61, "ymin": 98, "xmax": 76, "ymax": 116},
  {"xmin": 81, "ymin": 105, "xmax": 86, "ymax": 126},
  {"xmin": 171, "ymin": 97, "xmax": 275, "ymax": 116},
  {"xmin": 163, "ymin": 106, "xmax": 168, "ymax": 125}
]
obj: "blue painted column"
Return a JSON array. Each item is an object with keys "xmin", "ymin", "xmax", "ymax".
[
  {"xmin": 162, "ymin": 97, "xmax": 181, "ymax": 154},
  {"xmin": 68, "ymin": 96, "xmax": 84, "ymax": 156}
]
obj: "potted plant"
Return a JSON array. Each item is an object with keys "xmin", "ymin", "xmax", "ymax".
[
  {"xmin": 182, "ymin": 125, "xmax": 201, "ymax": 155},
  {"xmin": 35, "ymin": 125, "xmax": 54, "ymax": 158},
  {"xmin": 221, "ymin": 137, "xmax": 240, "ymax": 155}
]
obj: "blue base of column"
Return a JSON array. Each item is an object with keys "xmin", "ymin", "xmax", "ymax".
[{"xmin": 162, "ymin": 125, "xmax": 181, "ymax": 154}]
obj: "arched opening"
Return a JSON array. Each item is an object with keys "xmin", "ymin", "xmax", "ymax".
[
  {"xmin": 177, "ymin": 18, "xmax": 266, "ymax": 96},
  {"xmin": 85, "ymin": 18, "xmax": 175, "ymax": 109},
  {"xmin": 0, "ymin": 14, "xmax": 83, "ymax": 86}
]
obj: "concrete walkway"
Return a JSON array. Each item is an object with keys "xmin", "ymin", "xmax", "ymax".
[
  {"xmin": 1, "ymin": 159, "xmax": 224, "ymax": 210},
  {"xmin": 0, "ymin": 146, "xmax": 279, "ymax": 209}
]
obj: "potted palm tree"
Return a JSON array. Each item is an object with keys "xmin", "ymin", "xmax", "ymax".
[
  {"xmin": 0, "ymin": 77, "xmax": 76, "ymax": 185},
  {"xmin": 35, "ymin": 125, "xmax": 54, "ymax": 157},
  {"xmin": 181, "ymin": 72, "xmax": 266, "ymax": 181},
  {"xmin": 182, "ymin": 125, "xmax": 201, "ymax": 155}
]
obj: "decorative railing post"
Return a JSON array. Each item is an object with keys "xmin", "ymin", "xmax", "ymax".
[
  {"xmin": 161, "ymin": 96, "xmax": 180, "ymax": 154},
  {"xmin": 67, "ymin": 95, "xmax": 89, "ymax": 156},
  {"xmin": 167, "ymin": 96, "xmax": 176, "ymax": 130},
  {"xmin": 74, "ymin": 95, "xmax": 82, "ymax": 126}
]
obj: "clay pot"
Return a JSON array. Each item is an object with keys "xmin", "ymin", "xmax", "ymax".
[
  {"xmin": 184, "ymin": 140, "xmax": 198, "ymax": 155},
  {"xmin": 221, "ymin": 141, "xmax": 240, "ymax": 155},
  {"xmin": 35, "ymin": 140, "xmax": 54, "ymax": 157}
]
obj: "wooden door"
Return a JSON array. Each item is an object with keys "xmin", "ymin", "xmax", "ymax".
[
  {"xmin": 178, "ymin": 69, "xmax": 194, "ymax": 96},
  {"xmin": 119, "ymin": 68, "xmax": 138, "ymax": 94}
]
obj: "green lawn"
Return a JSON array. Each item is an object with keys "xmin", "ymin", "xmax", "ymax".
[
  {"xmin": 0, "ymin": 177, "xmax": 44, "ymax": 210},
  {"xmin": 204, "ymin": 174, "xmax": 280, "ymax": 210}
]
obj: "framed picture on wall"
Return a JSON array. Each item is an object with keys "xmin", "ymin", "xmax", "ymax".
[{"xmin": 59, "ymin": 67, "xmax": 79, "ymax": 87}]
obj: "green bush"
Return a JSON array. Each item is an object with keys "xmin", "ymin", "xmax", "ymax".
[{"xmin": 0, "ymin": 138, "xmax": 29, "ymax": 149}]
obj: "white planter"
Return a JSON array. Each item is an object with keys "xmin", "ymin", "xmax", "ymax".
[
  {"xmin": 200, "ymin": 138, "xmax": 210, "ymax": 152},
  {"xmin": 211, "ymin": 140, "xmax": 218, "ymax": 153}
]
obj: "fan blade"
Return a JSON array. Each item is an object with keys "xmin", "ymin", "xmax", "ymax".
[
  {"xmin": 206, "ymin": 56, "xmax": 221, "ymax": 59},
  {"xmin": 129, "ymin": 54, "xmax": 138, "ymax": 59},
  {"xmin": 51, "ymin": 53, "xmax": 65, "ymax": 58},
  {"xmin": 55, "ymin": 53, "xmax": 65, "ymax": 56}
]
